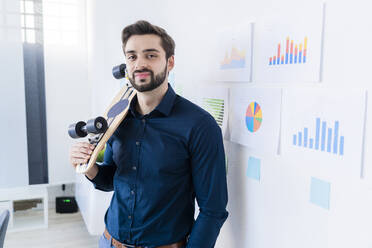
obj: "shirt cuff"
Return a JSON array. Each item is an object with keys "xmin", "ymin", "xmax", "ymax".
[{"xmin": 85, "ymin": 163, "xmax": 115, "ymax": 192}]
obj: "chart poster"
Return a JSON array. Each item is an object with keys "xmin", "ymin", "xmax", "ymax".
[
  {"xmin": 254, "ymin": 3, "xmax": 324, "ymax": 82},
  {"xmin": 282, "ymin": 88, "xmax": 366, "ymax": 178},
  {"xmin": 214, "ymin": 22, "xmax": 253, "ymax": 82},
  {"xmin": 194, "ymin": 86, "xmax": 229, "ymax": 137},
  {"xmin": 230, "ymin": 87, "xmax": 282, "ymax": 155}
]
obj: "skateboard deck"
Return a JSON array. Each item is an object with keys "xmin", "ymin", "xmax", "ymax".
[{"xmin": 76, "ymin": 84, "xmax": 136, "ymax": 173}]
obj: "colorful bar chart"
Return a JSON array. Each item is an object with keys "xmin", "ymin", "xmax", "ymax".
[
  {"xmin": 269, "ymin": 36, "xmax": 308, "ymax": 66},
  {"xmin": 292, "ymin": 118, "xmax": 344, "ymax": 156}
]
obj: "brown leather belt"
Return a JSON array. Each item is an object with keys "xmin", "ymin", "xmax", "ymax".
[{"xmin": 104, "ymin": 229, "xmax": 186, "ymax": 248}]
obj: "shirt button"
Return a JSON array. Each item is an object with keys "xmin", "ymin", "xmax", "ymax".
[
  {"xmin": 136, "ymin": 141, "xmax": 140, "ymax": 146},
  {"xmin": 142, "ymin": 119, "xmax": 146, "ymax": 124},
  {"xmin": 131, "ymin": 190, "xmax": 135, "ymax": 195},
  {"xmin": 132, "ymin": 166, "xmax": 137, "ymax": 170},
  {"xmin": 128, "ymin": 215, "xmax": 132, "ymax": 219}
]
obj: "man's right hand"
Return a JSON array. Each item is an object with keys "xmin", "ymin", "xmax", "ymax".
[{"xmin": 69, "ymin": 142, "xmax": 98, "ymax": 179}]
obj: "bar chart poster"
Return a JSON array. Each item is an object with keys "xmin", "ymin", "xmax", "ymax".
[
  {"xmin": 230, "ymin": 88, "xmax": 282, "ymax": 155},
  {"xmin": 282, "ymin": 88, "xmax": 366, "ymax": 178},
  {"xmin": 292, "ymin": 118, "xmax": 344, "ymax": 156},
  {"xmin": 215, "ymin": 22, "xmax": 253, "ymax": 82},
  {"xmin": 254, "ymin": 3, "xmax": 324, "ymax": 82},
  {"xmin": 268, "ymin": 37, "xmax": 308, "ymax": 66}
]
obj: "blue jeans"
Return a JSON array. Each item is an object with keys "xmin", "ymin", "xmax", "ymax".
[
  {"xmin": 98, "ymin": 234, "xmax": 151, "ymax": 248},
  {"xmin": 99, "ymin": 233, "xmax": 113, "ymax": 248}
]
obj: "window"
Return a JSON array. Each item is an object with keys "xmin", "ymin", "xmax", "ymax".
[
  {"xmin": 0, "ymin": 0, "xmax": 22, "ymax": 42},
  {"xmin": 20, "ymin": 0, "xmax": 43, "ymax": 44},
  {"xmin": 43, "ymin": 0, "xmax": 80, "ymax": 46}
]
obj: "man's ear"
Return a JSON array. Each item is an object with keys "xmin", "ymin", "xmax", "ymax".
[{"xmin": 167, "ymin": 55, "xmax": 175, "ymax": 72}]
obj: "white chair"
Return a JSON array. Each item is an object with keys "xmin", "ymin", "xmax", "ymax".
[{"xmin": 0, "ymin": 210, "xmax": 10, "ymax": 248}]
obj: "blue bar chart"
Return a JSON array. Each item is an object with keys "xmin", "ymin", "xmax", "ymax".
[{"xmin": 292, "ymin": 118, "xmax": 344, "ymax": 156}]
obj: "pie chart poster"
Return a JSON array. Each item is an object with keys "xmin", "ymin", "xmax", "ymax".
[{"xmin": 230, "ymin": 88, "xmax": 282, "ymax": 155}]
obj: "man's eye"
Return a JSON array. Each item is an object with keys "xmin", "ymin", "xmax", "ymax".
[
  {"xmin": 128, "ymin": 55, "xmax": 136, "ymax": 60},
  {"xmin": 148, "ymin": 54, "xmax": 157, "ymax": 58}
]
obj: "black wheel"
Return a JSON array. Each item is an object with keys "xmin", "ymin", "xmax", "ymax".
[
  {"xmin": 68, "ymin": 121, "xmax": 87, "ymax": 138},
  {"xmin": 112, "ymin": 64, "xmax": 126, "ymax": 79},
  {"xmin": 86, "ymin": 116, "xmax": 108, "ymax": 134}
]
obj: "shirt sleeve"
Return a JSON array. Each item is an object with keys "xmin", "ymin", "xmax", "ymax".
[
  {"xmin": 85, "ymin": 138, "xmax": 117, "ymax": 192},
  {"xmin": 186, "ymin": 115, "xmax": 229, "ymax": 248}
]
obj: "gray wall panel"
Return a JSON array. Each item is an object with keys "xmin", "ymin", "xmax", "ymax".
[{"xmin": 23, "ymin": 43, "xmax": 48, "ymax": 184}]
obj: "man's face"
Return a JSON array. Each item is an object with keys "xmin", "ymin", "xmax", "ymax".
[{"xmin": 124, "ymin": 34, "xmax": 172, "ymax": 92}]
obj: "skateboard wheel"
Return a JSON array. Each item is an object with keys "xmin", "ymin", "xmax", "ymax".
[
  {"xmin": 68, "ymin": 121, "xmax": 87, "ymax": 138},
  {"xmin": 112, "ymin": 64, "xmax": 126, "ymax": 79},
  {"xmin": 86, "ymin": 116, "xmax": 108, "ymax": 134}
]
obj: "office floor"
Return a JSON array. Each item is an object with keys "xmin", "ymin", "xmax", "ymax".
[{"xmin": 4, "ymin": 209, "xmax": 99, "ymax": 248}]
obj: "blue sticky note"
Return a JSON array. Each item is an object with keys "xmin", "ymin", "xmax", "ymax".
[
  {"xmin": 247, "ymin": 156, "xmax": 261, "ymax": 181},
  {"xmin": 310, "ymin": 177, "xmax": 331, "ymax": 210}
]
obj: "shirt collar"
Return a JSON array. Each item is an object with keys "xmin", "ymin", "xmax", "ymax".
[{"xmin": 129, "ymin": 83, "xmax": 177, "ymax": 118}]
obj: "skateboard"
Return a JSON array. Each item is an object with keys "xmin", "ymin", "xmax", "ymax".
[{"xmin": 68, "ymin": 83, "xmax": 136, "ymax": 173}]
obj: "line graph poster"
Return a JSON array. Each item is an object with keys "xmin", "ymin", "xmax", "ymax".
[
  {"xmin": 282, "ymin": 88, "xmax": 366, "ymax": 178},
  {"xmin": 254, "ymin": 3, "xmax": 324, "ymax": 82},
  {"xmin": 215, "ymin": 23, "xmax": 253, "ymax": 82},
  {"xmin": 230, "ymin": 88, "xmax": 282, "ymax": 154}
]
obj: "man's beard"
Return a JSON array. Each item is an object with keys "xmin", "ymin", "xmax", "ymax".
[{"xmin": 128, "ymin": 65, "xmax": 168, "ymax": 92}]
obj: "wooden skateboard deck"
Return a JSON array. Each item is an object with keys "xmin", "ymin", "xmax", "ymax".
[{"xmin": 76, "ymin": 84, "xmax": 136, "ymax": 174}]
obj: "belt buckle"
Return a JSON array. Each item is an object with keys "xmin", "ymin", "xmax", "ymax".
[{"xmin": 122, "ymin": 242, "xmax": 137, "ymax": 248}]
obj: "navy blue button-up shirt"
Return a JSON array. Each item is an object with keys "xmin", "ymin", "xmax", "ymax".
[{"xmin": 89, "ymin": 84, "xmax": 228, "ymax": 248}]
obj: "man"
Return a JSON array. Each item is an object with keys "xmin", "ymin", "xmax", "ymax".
[{"xmin": 69, "ymin": 20, "xmax": 228, "ymax": 248}]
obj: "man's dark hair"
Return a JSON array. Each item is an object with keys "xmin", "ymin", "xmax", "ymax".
[{"xmin": 121, "ymin": 20, "xmax": 175, "ymax": 59}]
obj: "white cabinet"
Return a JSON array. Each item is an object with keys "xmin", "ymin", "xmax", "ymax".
[
  {"xmin": 0, "ymin": 186, "xmax": 48, "ymax": 232},
  {"xmin": 75, "ymin": 174, "xmax": 112, "ymax": 235}
]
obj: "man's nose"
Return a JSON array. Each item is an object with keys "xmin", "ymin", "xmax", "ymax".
[{"xmin": 134, "ymin": 57, "xmax": 148, "ymax": 70}]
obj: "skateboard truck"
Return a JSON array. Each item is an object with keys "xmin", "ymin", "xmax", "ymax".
[
  {"xmin": 68, "ymin": 117, "xmax": 108, "ymax": 172},
  {"xmin": 87, "ymin": 134, "xmax": 101, "ymax": 145},
  {"xmin": 68, "ymin": 116, "xmax": 108, "ymax": 139}
]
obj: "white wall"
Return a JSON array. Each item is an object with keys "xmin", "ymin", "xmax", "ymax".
[
  {"xmin": 85, "ymin": 0, "xmax": 372, "ymax": 247},
  {"xmin": 43, "ymin": 0, "xmax": 91, "ymax": 184},
  {"xmin": 0, "ymin": 0, "xmax": 29, "ymax": 188}
]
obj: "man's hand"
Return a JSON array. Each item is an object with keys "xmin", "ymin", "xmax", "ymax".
[{"xmin": 69, "ymin": 142, "xmax": 98, "ymax": 179}]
